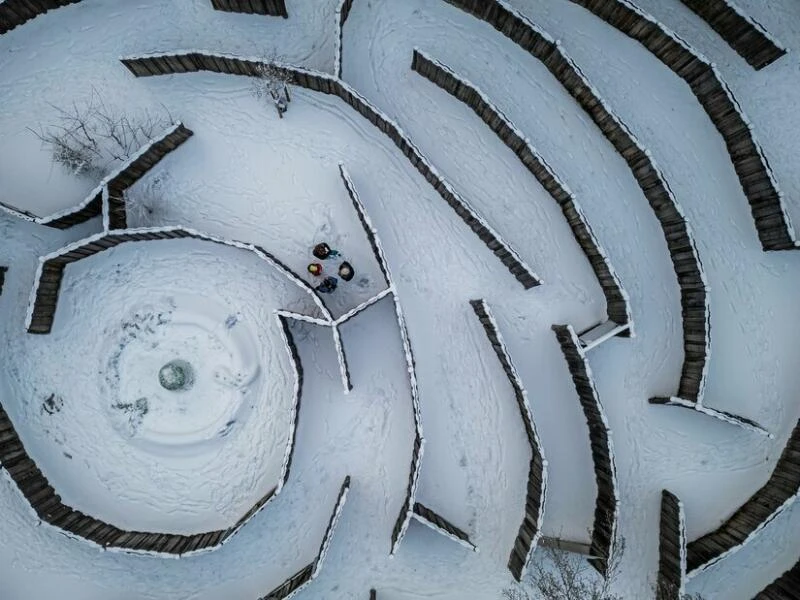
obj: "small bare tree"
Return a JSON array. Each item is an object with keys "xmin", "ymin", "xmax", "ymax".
[
  {"xmin": 251, "ymin": 62, "xmax": 293, "ymax": 118},
  {"xmin": 123, "ymin": 172, "xmax": 170, "ymax": 227},
  {"xmin": 29, "ymin": 88, "xmax": 172, "ymax": 178}
]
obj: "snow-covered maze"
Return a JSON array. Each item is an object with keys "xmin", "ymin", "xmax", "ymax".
[{"xmin": 0, "ymin": 1, "xmax": 798, "ymax": 599}]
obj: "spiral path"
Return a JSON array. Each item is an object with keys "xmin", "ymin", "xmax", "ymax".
[{"xmin": 0, "ymin": 1, "xmax": 798, "ymax": 599}]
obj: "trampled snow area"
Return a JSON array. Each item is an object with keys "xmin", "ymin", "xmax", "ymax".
[{"xmin": 0, "ymin": 1, "xmax": 798, "ymax": 599}]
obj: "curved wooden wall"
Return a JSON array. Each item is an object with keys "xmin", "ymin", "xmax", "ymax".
[
  {"xmin": 413, "ymin": 49, "xmax": 632, "ymax": 332},
  {"xmin": 686, "ymin": 418, "xmax": 800, "ymax": 575},
  {"xmin": 656, "ymin": 490, "xmax": 687, "ymax": 600},
  {"xmin": 754, "ymin": 560, "xmax": 800, "ymax": 600},
  {"xmin": 210, "ymin": 0, "xmax": 287, "ymax": 18},
  {"xmin": 2, "ymin": 274, "xmax": 307, "ymax": 554},
  {"xmin": 119, "ymin": 52, "xmax": 540, "ymax": 290},
  {"xmin": 470, "ymin": 299, "xmax": 547, "ymax": 581},
  {"xmin": 567, "ymin": 0, "xmax": 797, "ymax": 251},
  {"xmin": 553, "ymin": 324, "xmax": 619, "ymax": 577},
  {"xmin": 679, "ymin": 0, "xmax": 786, "ymax": 70},
  {"xmin": 0, "ymin": 0, "xmax": 80, "ymax": 34}
]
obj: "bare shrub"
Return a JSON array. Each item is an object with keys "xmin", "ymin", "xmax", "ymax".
[
  {"xmin": 123, "ymin": 172, "xmax": 171, "ymax": 227},
  {"xmin": 251, "ymin": 61, "xmax": 293, "ymax": 118},
  {"xmin": 29, "ymin": 88, "xmax": 172, "ymax": 178}
]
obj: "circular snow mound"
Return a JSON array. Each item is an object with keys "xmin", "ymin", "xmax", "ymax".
[{"xmin": 104, "ymin": 293, "xmax": 261, "ymax": 455}]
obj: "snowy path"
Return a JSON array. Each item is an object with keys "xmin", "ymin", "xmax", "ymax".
[{"xmin": 0, "ymin": 0, "xmax": 798, "ymax": 598}]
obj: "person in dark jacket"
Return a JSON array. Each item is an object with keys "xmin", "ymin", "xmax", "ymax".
[
  {"xmin": 338, "ymin": 261, "xmax": 354, "ymax": 281},
  {"xmin": 313, "ymin": 242, "xmax": 340, "ymax": 260},
  {"xmin": 316, "ymin": 276, "xmax": 338, "ymax": 294}
]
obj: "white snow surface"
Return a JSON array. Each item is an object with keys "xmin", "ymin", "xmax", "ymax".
[{"xmin": 0, "ymin": 0, "xmax": 798, "ymax": 599}]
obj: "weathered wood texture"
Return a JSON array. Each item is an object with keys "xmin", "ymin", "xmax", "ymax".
[
  {"xmin": 260, "ymin": 476, "xmax": 350, "ymax": 600},
  {"xmin": 553, "ymin": 324, "xmax": 618, "ymax": 577},
  {"xmin": 4, "ymin": 273, "xmax": 306, "ymax": 553},
  {"xmin": 568, "ymin": 0, "xmax": 797, "ymax": 251},
  {"xmin": 412, "ymin": 502, "xmax": 475, "ymax": 548},
  {"xmin": 0, "ymin": 401, "xmax": 228, "ymax": 554},
  {"xmin": 755, "ymin": 560, "xmax": 800, "ymax": 599},
  {"xmin": 656, "ymin": 490, "xmax": 686, "ymax": 600},
  {"xmin": 105, "ymin": 123, "xmax": 194, "ymax": 230},
  {"xmin": 679, "ymin": 0, "xmax": 786, "ymax": 69},
  {"xmin": 0, "ymin": 0, "xmax": 80, "ymax": 34},
  {"xmin": 35, "ymin": 123, "xmax": 192, "ymax": 230},
  {"xmin": 334, "ymin": 0, "xmax": 355, "ymax": 78},
  {"xmin": 210, "ymin": 0, "xmax": 287, "ymax": 18},
  {"xmin": 441, "ymin": 0, "xmax": 710, "ymax": 409},
  {"xmin": 337, "ymin": 164, "xmax": 424, "ymax": 556},
  {"xmin": 470, "ymin": 299, "xmax": 546, "ymax": 581},
  {"xmin": 0, "ymin": 266, "xmax": 6, "ymax": 295},
  {"xmin": 27, "ymin": 227, "xmax": 321, "ymax": 335},
  {"xmin": 687, "ymin": 418, "xmax": 800, "ymax": 575},
  {"xmin": 40, "ymin": 193, "xmax": 102, "ymax": 230},
  {"xmin": 119, "ymin": 52, "xmax": 540, "ymax": 290},
  {"xmin": 415, "ymin": 50, "xmax": 631, "ymax": 331}
]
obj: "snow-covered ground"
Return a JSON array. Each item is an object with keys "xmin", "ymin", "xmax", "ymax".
[{"xmin": 0, "ymin": 0, "xmax": 798, "ymax": 599}]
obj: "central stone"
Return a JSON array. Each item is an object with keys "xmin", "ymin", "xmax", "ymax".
[{"xmin": 158, "ymin": 359, "xmax": 194, "ymax": 391}]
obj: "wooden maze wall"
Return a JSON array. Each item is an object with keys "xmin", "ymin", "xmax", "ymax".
[
  {"xmin": 414, "ymin": 50, "xmax": 631, "ymax": 332},
  {"xmin": 34, "ymin": 123, "xmax": 193, "ymax": 230},
  {"xmin": 441, "ymin": 0, "xmax": 710, "ymax": 411},
  {"xmin": 0, "ymin": 0, "xmax": 80, "ymax": 34},
  {"xmin": 210, "ymin": 0, "xmax": 287, "ymax": 18},
  {"xmin": 470, "ymin": 299, "xmax": 546, "ymax": 581},
  {"xmin": 553, "ymin": 324, "xmax": 619, "ymax": 577},
  {"xmin": 755, "ymin": 560, "xmax": 800, "ymax": 600},
  {"xmin": 686, "ymin": 418, "xmax": 800, "ymax": 575},
  {"xmin": 678, "ymin": 0, "xmax": 786, "ymax": 70},
  {"xmin": 567, "ymin": 0, "xmax": 796, "ymax": 251},
  {"xmin": 3, "ymin": 246, "xmax": 308, "ymax": 553},
  {"xmin": 656, "ymin": 490, "xmax": 686, "ymax": 600},
  {"xmin": 119, "ymin": 52, "xmax": 540, "ymax": 291}
]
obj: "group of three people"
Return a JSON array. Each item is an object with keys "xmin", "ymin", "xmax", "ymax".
[{"xmin": 308, "ymin": 242, "xmax": 353, "ymax": 294}]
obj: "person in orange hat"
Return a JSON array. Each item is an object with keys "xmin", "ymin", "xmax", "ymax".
[{"xmin": 307, "ymin": 263, "xmax": 323, "ymax": 276}]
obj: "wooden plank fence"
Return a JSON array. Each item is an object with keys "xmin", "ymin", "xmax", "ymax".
[
  {"xmin": 33, "ymin": 122, "xmax": 193, "ymax": 231},
  {"xmin": 414, "ymin": 49, "xmax": 632, "ymax": 332},
  {"xmin": 119, "ymin": 52, "xmax": 540, "ymax": 290},
  {"xmin": 3, "ymin": 276, "xmax": 307, "ymax": 554},
  {"xmin": 210, "ymin": 0, "xmax": 287, "ymax": 18},
  {"xmin": 260, "ymin": 476, "xmax": 350, "ymax": 600},
  {"xmin": 0, "ymin": 0, "xmax": 80, "ymax": 34},
  {"xmin": 679, "ymin": 0, "xmax": 786, "ymax": 70},
  {"xmin": 337, "ymin": 164, "xmax": 424, "ymax": 555},
  {"xmin": 411, "ymin": 501, "xmax": 476, "ymax": 551},
  {"xmin": 334, "ymin": 0, "xmax": 355, "ymax": 78},
  {"xmin": 104, "ymin": 123, "xmax": 194, "ymax": 230},
  {"xmin": 656, "ymin": 490, "xmax": 687, "ymax": 600},
  {"xmin": 567, "ymin": 0, "xmax": 797, "ymax": 251},
  {"xmin": 441, "ymin": 0, "xmax": 766, "ymax": 432},
  {"xmin": 686, "ymin": 418, "xmax": 800, "ymax": 575},
  {"xmin": 441, "ymin": 0, "xmax": 709, "ymax": 410},
  {"xmin": 370, "ymin": 590, "xmax": 377, "ymax": 600},
  {"xmin": 26, "ymin": 226, "xmax": 328, "ymax": 334},
  {"xmin": 552, "ymin": 324, "xmax": 619, "ymax": 577},
  {"xmin": 754, "ymin": 560, "xmax": 800, "ymax": 599},
  {"xmin": 0, "ymin": 266, "xmax": 6, "ymax": 296},
  {"xmin": 470, "ymin": 298, "xmax": 547, "ymax": 581}
]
